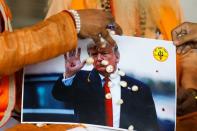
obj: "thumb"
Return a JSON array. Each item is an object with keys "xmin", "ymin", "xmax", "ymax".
[
  {"xmin": 101, "ymin": 29, "xmax": 116, "ymax": 46},
  {"xmin": 114, "ymin": 23, "xmax": 123, "ymax": 35},
  {"xmin": 79, "ymin": 60, "xmax": 86, "ymax": 69},
  {"xmin": 92, "ymin": 35, "xmax": 101, "ymax": 43}
]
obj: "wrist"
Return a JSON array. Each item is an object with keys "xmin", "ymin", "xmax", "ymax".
[
  {"xmin": 63, "ymin": 72, "xmax": 75, "ymax": 79},
  {"xmin": 68, "ymin": 10, "xmax": 81, "ymax": 34}
]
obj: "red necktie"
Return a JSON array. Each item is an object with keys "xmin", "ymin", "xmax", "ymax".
[{"xmin": 104, "ymin": 77, "xmax": 113, "ymax": 127}]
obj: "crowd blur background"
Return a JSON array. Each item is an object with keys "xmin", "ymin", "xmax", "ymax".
[{"xmin": 5, "ymin": 0, "xmax": 197, "ymax": 29}]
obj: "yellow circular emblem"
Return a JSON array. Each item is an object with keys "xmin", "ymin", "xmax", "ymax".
[{"xmin": 153, "ymin": 47, "xmax": 168, "ymax": 62}]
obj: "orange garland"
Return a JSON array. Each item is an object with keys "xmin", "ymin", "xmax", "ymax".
[{"xmin": 0, "ymin": 76, "xmax": 9, "ymax": 121}]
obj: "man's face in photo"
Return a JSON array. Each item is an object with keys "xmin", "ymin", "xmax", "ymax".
[{"xmin": 88, "ymin": 44, "xmax": 120, "ymax": 74}]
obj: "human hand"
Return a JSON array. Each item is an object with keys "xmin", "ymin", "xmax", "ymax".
[
  {"xmin": 171, "ymin": 22, "xmax": 197, "ymax": 54},
  {"xmin": 64, "ymin": 48, "xmax": 85, "ymax": 78},
  {"xmin": 177, "ymin": 88, "xmax": 197, "ymax": 116},
  {"xmin": 77, "ymin": 9, "xmax": 122, "ymax": 46}
]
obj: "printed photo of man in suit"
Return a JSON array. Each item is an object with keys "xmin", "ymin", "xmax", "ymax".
[{"xmin": 52, "ymin": 41, "xmax": 159, "ymax": 131}]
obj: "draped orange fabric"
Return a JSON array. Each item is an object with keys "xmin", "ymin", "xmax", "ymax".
[
  {"xmin": 148, "ymin": 0, "xmax": 183, "ymax": 40},
  {"xmin": 47, "ymin": 0, "xmax": 182, "ymax": 39},
  {"xmin": 70, "ymin": 0, "xmax": 86, "ymax": 9},
  {"xmin": 0, "ymin": 76, "xmax": 9, "ymax": 121},
  {"xmin": 0, "ymin": 0, "xmax": 13, "ymax": 126},
  {"xmin": 0, "ymin": 0, "xmax": 77, "ymax": 127},
  {"xmin": 70, "ymin": 0, "xmax": 100, "ymax": 9}
]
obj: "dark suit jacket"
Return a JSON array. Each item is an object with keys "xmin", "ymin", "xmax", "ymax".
[{"xmin": 52, "ymin": 69, "xmax": 159, "ymax": 131}]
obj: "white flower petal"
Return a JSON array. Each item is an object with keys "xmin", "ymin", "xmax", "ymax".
[
  {"xmin": 86, "ymin": 57, "xmax": 94, "ymax": 65},
  {"xmin": 101, "ymin": 60, "xmax": 109, "ymax": 66},
  {"xmin": 120, "ymin": 81, "xmax": 127, "ymax": 88},
  {"xmin": 128, "ymin": 87, "xmax": 131, "ymax": 90},
  {"xmin": 105, "ymin": 93, "xmax": 112, "ymax": 99},
  {"xmin": 128, "ymin": 125, "xmax": 134, "ymax": 131},
  {"xmin": 101, "ymin": 43, "xmax": 107, "ymax": 48},
  {"xmin": 100, "ymin": 37, "xmax": 106, "ymax": 43},
  {"xmin": 116, "ymin": 99, "xmax": 124, "ymax": 105},
  {"xmin": 110, "ymin": 30, "xmax": 116, "ymax": 35},
  {"xmin": 118, "ymin": 70, "xmax": 125, "ymax": 76},
  {"xmin": 36, "ymin": 123, "xmax": 46, "ymax": 127},
  {"xmin": 106, "ymin": 65, "xmax": 114, "ymax": 73},
  {"xmin": 108, "ymin": 81, "xmax": 113, "ymax": 88},
  {"xmin": 195, "ymin": 96, "xmax": 197, "ymax": 100},
  {"xmin": 132, "ymin": 85, "xmax": 139, "ymax": 92}
]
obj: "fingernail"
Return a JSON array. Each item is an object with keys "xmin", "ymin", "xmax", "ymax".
[
  {"xmin": 177, "ymin": 48, "xmax": 181, "ymax": 54},
  {"xmin": 174, "ymin": 40, "xmax": 179, "ymax": 45},
  {"xmin": 182, "ymin": 50, "xmax": 186, "ymax": 54}
]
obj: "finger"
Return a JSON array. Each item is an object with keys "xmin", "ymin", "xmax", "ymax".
[
  {"xmin": 177, "ymin": 90, "xmax": 184, "ymax": 104},
  {"xmin": 75, "ymin": 48, "xmax": 78, "ymax": 57},
  {"xmin": 65, "ymin": 62, "xmax": 70, "ymax": 68},
  {"xmin": 101, "ymin": 29, "xmax": 116, "ymax": 46},
  {"xmin": 177, "ymin": 88, "xmax": 189, "ymax": 101},
  {"xmin": 171, "ymin": 22, "xmax": 189, "ymax": 41},
  {"xmin": 174, "ymin": 33, "xmax": 197, "ymax": 46},
  {"xmin": 64, "ymin": 52, "xmax": 69, "ymax": 60},
  {"xmin": 70, "ymin": 50, "xmax": 75, "ymax": 57},
  {"xmin": 177, "ymin": 106, "xmax": 184, "ymax": 116},
  {"xmin": 194, "ymin": 42, "xmax": 197, "ymax": 48},
  {"xmin": 177, "ymin": 45, "xmax": 185, "ymax": 54},
  {"xmin": 72, "ymin": 60, "xmax": 86, "ymax": 71},
  {"xmin": 103, "ymin": 12, "xmax": 121, "ymax": 34},
  {"xmin": 106, "ymin": 22, "xmax": 123, "ymax": 35},
  {"xmin": 190, "ymin": 42, "xmax": 197, "ymax": 48},
  {"xmin": 69, "ymin": 50, "xmax": 72, "ymax": 57},
  {"xmin": 113, "ymin": 23, "xmax": 123, "ymax": 35},
  {"xmin": 181, "ymin": 44, "xmax": 192, "ymax": 54},
  {"xmin": 76, "ymin": 48, "xmax": 81, "ymax": 58},
  {"xmin": 179, "ymin": 96, "xmax": 196, "ymax": 113},
  {"xmin": 91, "ymin": 35, "xmax": 101, "ymax": 43},
  {"xmin": 72, "ymin": 49, "xmax": 76, "ymax": 56}
]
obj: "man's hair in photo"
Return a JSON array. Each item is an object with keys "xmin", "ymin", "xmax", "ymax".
[{"xmin": 87, "ymin": 42, "xmax": 119, "ymax": 56}]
